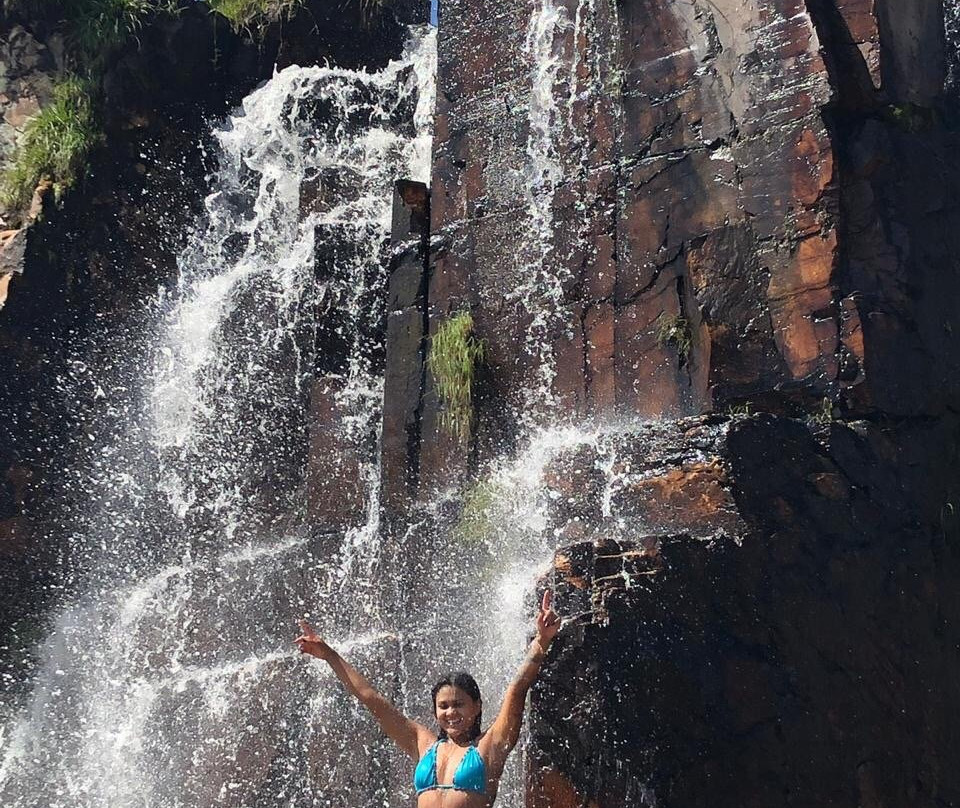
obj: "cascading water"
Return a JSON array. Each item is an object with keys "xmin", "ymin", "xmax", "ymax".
[
  {"xmin": 0, "ymin": 28, "xmax": 438, "ymax": 808},
  {"xmin": 511, "ymin": 0, "xmax": 571, "ymax": 416},
  {"xmin": 513, "ymin": 0, "xmax": 619, "ymax": 420},
  {"xmin": 390, "ymin": 420, "xmax": 664, "ymax": 807},
  {"xmin": 388, "ymin": 426, "xmax": 612, "ymax": 808},
  {"xmin": 947, "ymin": 2, "xmax": 960, "ymax": 99}
]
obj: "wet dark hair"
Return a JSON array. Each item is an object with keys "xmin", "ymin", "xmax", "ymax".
[{"xmin": 431, "ymin": 672, "xmax": 483, "ymax": 741}]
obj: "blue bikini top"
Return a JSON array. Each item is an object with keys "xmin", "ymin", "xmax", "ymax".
[{"xmin": 413, "ymin": 739, "xmax": 486, "ymax": 796}]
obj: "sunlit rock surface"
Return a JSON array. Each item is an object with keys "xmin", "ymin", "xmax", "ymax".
[
  {"xmin": 420, "ymin": 1, "xmax": 960, "ymax": 806},
  {"xmin": 424, "ymin": 0, "xmax": 960, "ymax": 434}
]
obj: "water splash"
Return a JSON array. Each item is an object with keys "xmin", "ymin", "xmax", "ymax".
[
  {"xmin": 390, "ymin": 424, "xmax": 630, "ymax": 807},
  {"xmin": 153, "ymin": 30, "xmax": 436, "ymax": 548},
  {"xmin": 946, "ymin": 1, "xmax": 960, "ymax": 98},
  {"xmin": 0, "ymin": 27, "xmax": 436, "ymax": 808}
]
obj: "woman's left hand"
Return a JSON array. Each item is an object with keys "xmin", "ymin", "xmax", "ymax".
[{"xmin": 536, "ymin": 589, "xmax": 561, "ymax": 647}]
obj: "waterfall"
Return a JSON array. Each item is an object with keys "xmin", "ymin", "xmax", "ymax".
[
  {"xmin": 513, "ymin": 0, "xmax": 619, "ymax": 421},
  {"xmin": 3, "ymin": 4, "xmax": 625, "ymax": 805},
  {"xmin": 391, "ymin": 426, "xmax": 611, "ymax": 808},
  {"xmin": 511, "ymin": 0, "xmax": 571, "ymax": 417},
  {"xmin": 0, "ymin": 27, "xmax": 436, "ymax": 808}
]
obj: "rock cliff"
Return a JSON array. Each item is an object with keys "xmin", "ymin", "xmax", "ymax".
[
  {"xmin": 423, "ymin": 0, "xmax": 958, "ymax": 431},
  {"xmin": 385, "ymin": 1, "xmax": 960, "ymax": 806}
]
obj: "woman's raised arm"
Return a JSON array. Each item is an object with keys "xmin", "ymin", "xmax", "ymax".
[
  {"xmin": 295, "ymin": 620, "xmax": 434, "ymax": 759},
  {"xmin": 485, "ymin": 590, "xmax": 561, "ymax": 756}
]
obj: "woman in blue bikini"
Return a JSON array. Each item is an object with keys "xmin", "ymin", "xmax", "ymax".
[{"xmin": 294, "ymin": 591, "xmax": 561, "ymax": 807}]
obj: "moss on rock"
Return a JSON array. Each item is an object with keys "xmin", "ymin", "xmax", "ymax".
[{"xmin": 428, "ymin": 311, "xmax": 485, "ymax": 443}]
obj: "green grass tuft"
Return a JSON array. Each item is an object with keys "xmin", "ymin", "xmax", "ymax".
[
  {"xmin": 58, "ymin": 0, "xmax": 180, "ymax": 65},
  {"xmin": 452, "ymin": 479, "xmax": 502, "ymax": 547},
  {"xmin": 1, "ymin": 78, "xmax": 100, "ymax": 213},
  {"xmin": 67, "ymin": 0, "xmax": 152, "ymax": 54},
  {"xmin": 810, "ymin": 396, "xmax": 835, "ymax": 425},
  {"xmin": 655, "ymin": 313, "xmax": 692, "ymax": 362},
  {"xmin": 888, "ymin": 103, "xmax": 927, "ymax": 134},
  {"xmin": 0, "ymin": 1, "xmax": 179, "ymax": 215},
  {"xmin": 725, "ymin": 402, "xmax": 753, "ymax": 417},
  {"xmin": 207, "ymin": 0, "xmax": 303, "ymax": 32},
  {"xmin": 428, "ymin": 311, "xmax": 485, "ymax": 442}
]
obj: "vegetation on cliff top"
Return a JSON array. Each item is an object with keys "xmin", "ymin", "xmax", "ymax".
[
  {"xmin": 64, "ymin": 0, "xmax": 180, "ymax": 62},
  {"xmin": 428, "ymin": 312, "xmax": 485, "ymax": 442},
  {"xmin": 1, "ymin": 0, "xmax": 173, "ymax": 219},
  {"xmin": 0, "ymin": 78, "xmax": 99, "ymax": 211},
  {"xmin": 206, "ymin": 0, "xmax": 303, "ymax": 32},
  {"xmin": 1, "ymin": 0, "xmax": 316, "ymax": 220},
  {"xmin": 43, "ymin": 0, "xmax": 305, "ymax": 57}
]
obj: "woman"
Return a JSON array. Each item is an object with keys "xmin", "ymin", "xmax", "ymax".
[{"xmin": 294, "ymin": 590, "xmax": 561, "ymax": 807}]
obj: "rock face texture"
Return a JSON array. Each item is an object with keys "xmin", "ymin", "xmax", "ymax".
[
  {"xmin": 399, "ymin": 1, "xmax": 960, "ymax": 806},
  {"xmin": 3, "ymin": 0, "xmax": 960, "ymax": 805},
  {"xmin": 422, "ymin": 0, "xmax": 958, "ymax": 444},
  {"xmin": 380, "ymin": 180, "xmax": 431, "ymax": 518},
  {"xmin": 527, "ymin": 414, "xmax": 960, "ymax": 807}
]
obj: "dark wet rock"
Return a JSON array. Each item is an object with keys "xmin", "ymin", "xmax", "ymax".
[
  {"xmin": 529, "ymin": 414, "xmax": 960, "ymax": 808},
  {"xmin": 412, "ymin": 9, "xmax": 960, "ymax": 801},
  {"xmin": 380, "ymin": 181, "xmax": 430, "ymax": 517}
]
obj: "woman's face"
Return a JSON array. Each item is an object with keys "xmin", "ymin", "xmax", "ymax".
[{"xmin": 434, "ymin": 684, "xmax": 481, "ymax": 741}]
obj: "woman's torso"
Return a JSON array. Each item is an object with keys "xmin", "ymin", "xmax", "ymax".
[{"xmin": 414, "ymin": 735, "xmax": 504, "ymax": 808}]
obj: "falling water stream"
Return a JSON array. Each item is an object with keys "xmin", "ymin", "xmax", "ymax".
[
  {"xmin": 7, "ymin": 0, "xmax": 944, "ymax": 803},
  {"xmin": 512, "ymin": 0, "xmax": 571, "ymax": 417},
  {"xmin": 0, "ymin": 28, "xmax": 442, "ymax": 808},
  {"xmin": 947, "ymin": 2, "xmax": 960, "ymax": 97},
  {"xmin": 514, "ymin": 0, "xmax": 619, "ymax": 420}
]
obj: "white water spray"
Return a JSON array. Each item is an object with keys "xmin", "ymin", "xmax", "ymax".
[
  {"xmin": 0, "ymin": 28, "xmax": 436, "ymax": 808},
  {"xmin": 509, "ymin": 0, "xmax": 572, "ymax": 417}
]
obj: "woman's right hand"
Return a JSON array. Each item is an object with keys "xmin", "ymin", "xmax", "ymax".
[
  {"xmin": 295, "ymin": 619, "xmax": 334, "ymax": 661},
  {"xmin": 535, "ymin": 589, "xmax": 561, "ymax": 648}
]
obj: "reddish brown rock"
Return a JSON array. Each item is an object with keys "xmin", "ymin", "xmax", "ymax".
[
  {"xmin": 613, "ymin": 460, "xmax": 742, "ymax": 537},
  {"xmin": 584, "ymin": 304, "xmax": 616, "ymax": 415},
  {"xmin": 540, "ymin": 418, "xmax": 747, "ymax": 547},
  {"xmin": 0, "ymin": 270, "xmax": 11, "ymax": 309},
  {"xmin": 380, "ymin": 4, "xmax": 960, "ymax": 807},
  {"xmin": 527, "ymin": 767, "xmax": 598, "ymax": 808},
  {"xmin": 423, "ymin": 0, "xmax": 958, "ymax": 439},
  {"xmin": 835, "ymin": 0, "xmax": 881, "ymax": 87},
  {"xmin": 0, "ymin": 227, "xmax": 27, "ymax": 287},
  {"xmin": 424, "ymin": 0, "xmax": 854, "ymax": 446}
]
